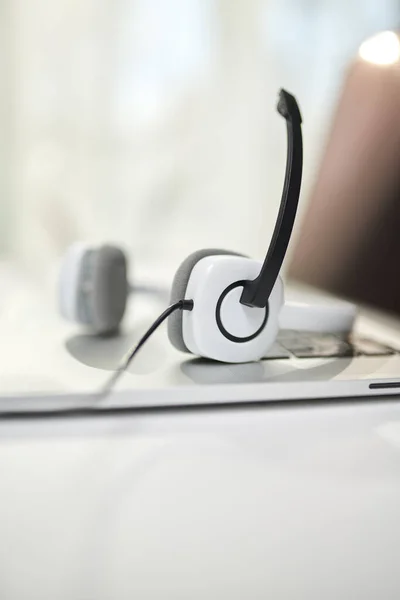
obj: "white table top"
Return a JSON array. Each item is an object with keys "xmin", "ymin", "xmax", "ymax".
[
  {"xmin": 2, "ymin": 265, "xmax": 400, "ymax": 599},
  {"xmin": 1, "ymin": 398, "xmax": 400, "ymax": 600}
]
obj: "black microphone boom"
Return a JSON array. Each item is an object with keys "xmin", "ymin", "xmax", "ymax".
[{"xmin": 240, "ymin": 89, "xmax": 303, "ymax": 308}]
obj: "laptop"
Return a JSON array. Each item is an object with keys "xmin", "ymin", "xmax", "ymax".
[{"xmin": 0, "ymin": 279, "xmax": 399, "ymax": 415}]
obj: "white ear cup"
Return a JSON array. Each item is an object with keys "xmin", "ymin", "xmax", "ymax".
[
  {"xmin": 182, "ymin": 255, "xmax": 284, "ymax": 363},
  {"xmin": 59, "ymin": 242, "xmax": 91, "ymax": 322},
  {"xmin": 168, "ymin": 248, "xmax": 245, "ymax": 352},
  {"xmin": 58, "ymin": 242, "xmax": 128, "ymax": 334}
]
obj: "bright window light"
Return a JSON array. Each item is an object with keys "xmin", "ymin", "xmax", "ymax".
[{"xmin": 359, "ymin": 31, "xmax": 400, "ymax": 65}]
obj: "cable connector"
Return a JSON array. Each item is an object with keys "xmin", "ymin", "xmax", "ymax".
[{"xmin": 179, "ymin": 299, "xmax": 194, "ymax": 311}]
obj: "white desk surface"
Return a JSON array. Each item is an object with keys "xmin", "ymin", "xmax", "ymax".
[
  {"xmin": 1, "ymin": 398, "xmax": 400, "ymax": 600},
  {"xmin": 1, "ymin": 266, "xmax": 400, "ymax": 599}
]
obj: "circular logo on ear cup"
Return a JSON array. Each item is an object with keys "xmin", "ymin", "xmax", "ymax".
[{"xmin": 215, "ymin": 281, "xmax": 268, "ymax": 343}]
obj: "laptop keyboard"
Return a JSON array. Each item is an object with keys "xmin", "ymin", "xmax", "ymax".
[{"xmin": 265, "ymin": 332, "xmax": 397, "ymax": 360}]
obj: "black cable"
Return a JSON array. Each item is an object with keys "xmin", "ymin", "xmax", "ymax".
[{"xmin": 99, "ymin": 299, "xmax": 194, "ymax": 400}]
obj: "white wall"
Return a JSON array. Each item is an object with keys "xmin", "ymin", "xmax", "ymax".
[{"xmin": 1, "ymin": 0, "xmax": 398, "ymax": 283}]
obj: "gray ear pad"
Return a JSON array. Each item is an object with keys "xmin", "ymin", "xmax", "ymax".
[
  {"xmin": 78, "ymin": 245, "xmax": 128, "ymax": 334},
  {"xmin": 167, "ymin": 248, "xmax": 246, "ymax": 353}
]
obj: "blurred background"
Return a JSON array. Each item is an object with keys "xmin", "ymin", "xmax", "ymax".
[{"xmin": 1, "ymin": 0, "xmax": 400, "ymax": 308}]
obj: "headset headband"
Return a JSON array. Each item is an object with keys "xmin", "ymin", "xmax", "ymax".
[{"xmin": 240, "ymin": 89, "xmax": 303, "ymax": 308}]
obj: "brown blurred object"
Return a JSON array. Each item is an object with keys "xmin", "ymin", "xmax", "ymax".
[{"xmin": 289, "ymin": 33, "xmax": 400, "ymax": 316}]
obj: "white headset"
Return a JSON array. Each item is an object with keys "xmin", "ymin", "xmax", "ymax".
[{"xmin": 59, "ymin": 89, "xmax": 355, "ymax": 365}]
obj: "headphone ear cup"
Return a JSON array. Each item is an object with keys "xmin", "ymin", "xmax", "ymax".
[
  {"xmin": 173, "ymin": 253, "xmax": 284, "ymax": 363},
  {"xmin": 168, "ymin": 249, "xmax": 245, "ymax": 353},
  {"xmin": 59, "ymin": 242, "xmax": 91, "ymax": 322},
  {"xmin": 59, "ymin": 243, "xmax": 128, "ymax": 334},
  {"xmin": 89, "ymin": 245, "xmax": 128, "ymax": 334}
]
